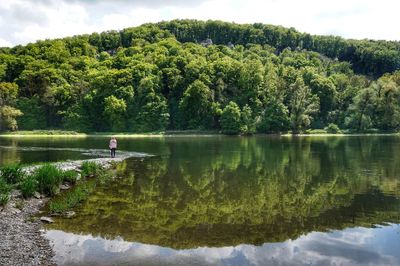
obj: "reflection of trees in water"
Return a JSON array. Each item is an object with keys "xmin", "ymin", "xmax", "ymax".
[{"xmin": 49, "ymin": 136, "xmax": 400, "ymax": 249}]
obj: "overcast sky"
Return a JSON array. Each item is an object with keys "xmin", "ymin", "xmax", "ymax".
[{"xmin": 0, "ymin": 0, "xmax": 399, "ymax": 47}]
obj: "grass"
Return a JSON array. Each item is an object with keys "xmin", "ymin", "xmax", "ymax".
[
  {"xmin": 0, "ymin": 176, "xmax": 11, "ymax": 206},
  {"xmin": 62, "ymin": 170, "xmax": 79, "ymax": 184},
  {"xmin": 81, "ymin": 161, "xmax": 102, "ymax": 177},
  {"xmin": 19, "ymin": 175, "xmax": 38, "ymax": 198},
  {"xmin": 48, "ymin": 182, "xmax": 96, "ymax": 213},
  {"xmin": 0, "ymin": 164, "xmax": 24, "ymax": 184},
  {"xmin": 0, "ymin": 160, "xmax": 113, "ymax": 214},
  {"xmin": 33, "ymin": 164, "xmax": 63, "ymax": 196}
]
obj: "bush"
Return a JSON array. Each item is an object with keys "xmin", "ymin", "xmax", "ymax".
[
  {"xmin": 0, "ymin": 164, "xmax": 24, "ymax": 184},
  {"xmin": 19, "ymin": 175, "xmax": 38, "ymax": 198},
  {"xmin": 220, "ymin": 102, "xmax": 241, "ymax": 135},
  {"xmin": 0, "ymin": 177, "xmax": 11, "ymax": 206},
  {"xmin": 33, "ymin": 164, "xmax": 63, "ymax": 196},
  {"xmin": 324, "ymin": 123, "xmax": 341, "ymax": 134},
  {"xmin": 62, "ymin": 170, "xmax": 79, "ymax": 184},
  {"xmin": 81, "ymin": 162, "xmax": 102, "ymax": 177}
]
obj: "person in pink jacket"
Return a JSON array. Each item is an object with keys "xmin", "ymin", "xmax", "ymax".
[{"xmin": 109, "ymin": 137, "xmax": 117, "ymax": 158}]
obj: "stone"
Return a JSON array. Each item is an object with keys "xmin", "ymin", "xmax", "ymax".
[
  {"xmin": 11, "ymin": 190, "xmax": 22, "ymax": 198},
  {"xmin": 60, "ymin": 184, "xmax": 71, "ymax": 190},
  {"xmin": 40, "ymin": 217, "xmax": 54, "ymax": 223},
  {"xmin": 9, "ymin": 208, "xmax": 21, "ymax": 215},
  {"xmin": 64, "ymin": 211, "xmax": 76, "ymax": 218},
  {"xmin": 33, "ymin": 192, "xmax": 41, "ymax": 199}
]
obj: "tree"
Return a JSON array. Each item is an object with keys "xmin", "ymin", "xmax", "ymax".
[
  {"xmin": 220, "ymin": 102, "xmax": 241, "ymax": 134},
  {"xmin": 134, "ymin": 77, "xmax": 169, "ymax": 132},
  {"xmin": 258, "ymin": 99, "xmax": 290, "ymax": 133},
  {"xmin": 0, "ymin": 82, "xmax": 23, "ymax": 131},
  {"xmin": 241, "ymin": 105, "xmax": 255, "ymax": 134},
  {"xmin": 289, "ymin": 79, "xmax": 319, "ymax": 133},
  {"xmin": 103, "ymin": 95, "xmax": 127, "ymax": 132},
  {"xmin": 345, "ymin": 87, "xmax": 377, "ymax": 131},
  {"xmin": 179, "ymin": 80, "xmax": 214, "ymax": 129}
]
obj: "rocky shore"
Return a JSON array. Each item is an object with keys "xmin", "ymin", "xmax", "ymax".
[{"xmin": 0, "ymin": 154, "xmax": 144, "ymax": 266}]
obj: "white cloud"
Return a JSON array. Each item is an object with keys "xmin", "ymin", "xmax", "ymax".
[{"xmin": 0, "ymin": 0, "xmax": 399, "ymax": 47}]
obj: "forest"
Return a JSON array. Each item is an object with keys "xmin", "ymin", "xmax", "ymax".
[{"xmin": 1, "ymin": 19, "xmax": 400, "ymax": 134}]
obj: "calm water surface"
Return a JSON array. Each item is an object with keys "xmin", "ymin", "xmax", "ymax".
[{"xmin": 1, "ymin": 135, "xmax": 399, "ymax": 265}]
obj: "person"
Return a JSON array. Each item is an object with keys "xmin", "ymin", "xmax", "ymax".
[{"xmin": 109, "ymin": 137, "xmax": 117, "ymax": 158}]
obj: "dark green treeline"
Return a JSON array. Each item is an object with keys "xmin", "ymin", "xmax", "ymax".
[{"xmin": 1, "ymin": 20, "xmax": 400, "ymax": 133}]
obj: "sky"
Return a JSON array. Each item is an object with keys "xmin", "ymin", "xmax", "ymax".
[{"xmin": 0, "ymin": 0, "xmax": 399, "ymax": 47}]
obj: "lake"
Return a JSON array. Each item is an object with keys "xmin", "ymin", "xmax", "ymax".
[{"xmin": 1, "ymin": 135, "xmax": 400, "ymax": 265}]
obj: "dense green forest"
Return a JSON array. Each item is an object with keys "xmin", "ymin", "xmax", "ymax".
[{"xmin": 1, "ymin": 20, "xmax": 400, "ymax": 133}]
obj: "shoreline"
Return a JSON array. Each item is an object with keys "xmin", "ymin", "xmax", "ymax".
[
  {"xmin": 0, "ymin": 155, "xmax": 140, "ymax": 266},
  {"xmin": 1, "ymin": 131, "xmax": 400, "ymax": 138}
]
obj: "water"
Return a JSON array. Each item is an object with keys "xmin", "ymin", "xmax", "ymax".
[{"xmin": 1, "ymin": 135, "xmax": 400, "ymax": 265}]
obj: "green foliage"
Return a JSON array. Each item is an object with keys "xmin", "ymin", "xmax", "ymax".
[
  {"xmin": 48, "ymin": 182, "xmax": 95, "ymax": 214},
  {"xmin": 81, "ymin": 161, "xmax": 102, "ymax": 177},
  {"xmin": 62, "ymin": 170, "xmax": 79, "ymax": 184},
  {"xmin": 0, "ymin": 164, "xmax": 24, "ymax": 184},
  {"xmin": 1, "ymin": 21, "xmax": 400, "ymax": 133},
  {"xmin": 324, "ymin": 123, "xmax": 341, "ymax": 134},
  {"xmin": 306, "ymin": 129, "xmax": 328, "ymax": 134},
  {"xmin": 220, "ymin": 102, "xmax": 241, "ymax": 134},
  {"xmin": 0, "ymin": 176, "xmax": 11, "ymax": 206},
  {"xmin": 289, "ymin": 79, "xmax": 320, "ymax": 133},
  {"xmin": 33, "ymin": 164, "xmax": 63, "ymax": 196},
  {"xmin": 19, "ymin": 175, "xmax": 38, "ymax": 198},
  {"xmin": 16, "ymin": 97, "xmax": 46, "ymax": 130},
  {"xmin": 104, "ymin": 95, "xmax": 127, "ymax": 132},
  {"xmin": 258, "ymin": 99, "xmax": 290, "ymax": 133},
  {"xmin": 179, "ymin": 80, "xmax": 214, "ymax": 129}
]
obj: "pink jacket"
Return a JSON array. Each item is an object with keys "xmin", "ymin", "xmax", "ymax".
[{"xmin": 109, "ymin": 139, "xmax": 117, "ymax": 149}]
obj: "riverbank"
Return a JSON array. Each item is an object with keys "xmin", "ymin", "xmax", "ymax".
[
  {"xmin": 1, "ymin": 129, "xmax": 399, "ymax": 138},
  {"xmin": 0, "ymin": 155, "xmax": 141, "ymax": 266}
]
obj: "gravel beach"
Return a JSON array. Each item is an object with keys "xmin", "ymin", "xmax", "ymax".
[{"xmin": 0, "ymin": 154, "xmax": 144, "ymax": 265}]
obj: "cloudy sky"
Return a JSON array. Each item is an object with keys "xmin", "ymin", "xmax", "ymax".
[{"xmin": 0, "ymin": 0, "xmax": 399, "ymax": 47}]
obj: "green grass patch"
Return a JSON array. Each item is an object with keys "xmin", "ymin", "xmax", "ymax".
[
  {"xmin": 81, "ymin": 161, "xmax": 102, "ymax": 178},
  {"xmin": 48, "ymin": 181, "xmax": 96, "ymax": 214},
  {"xmin": 33, "ymin": 164, "xmax": 63, "ymax": 196},
  {"xmin": 0, "ymin": 164, "xmax": 24, "ymax": 184},
  {"xmin": 19, "ymin": 175, "xmax": 38, "ymax": 198},
  {"xmin": 62, "ymin": 170, "xmax": 79, "ymax": 184},
  {"xmin": 0, "ymin": 176, "xmax": 11, "ymax": 206}
]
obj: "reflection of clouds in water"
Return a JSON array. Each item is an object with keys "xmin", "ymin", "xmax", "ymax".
[{"xmin": 46, "ymin": 224, "xmax": 400, "ymax": 266}]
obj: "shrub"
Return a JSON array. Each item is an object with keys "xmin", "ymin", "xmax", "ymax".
[
  {"xmin": 33, "ymin": 164, "xmax": 63, "ymax": 196},
  {"xmin": 324, "ymin": 123, "xmax": 341, "ymax": 134},
  {"xmin": 62, "ymin": 170, "xmax": 79, "ymax": 184},
  {"xmin": 0, "ymin": 177, "xmax": 11, "ymax": 206},
  {"xmin": 0, "ymin": 164, "xmax": 24, "ymax": 184},
  {"xmin": 19, "ymin": 175, "xmax": 38, "ymax": 198},
  {"xmin": 81, "ymin": 161, "xmax": 102, "ymax": 177}
]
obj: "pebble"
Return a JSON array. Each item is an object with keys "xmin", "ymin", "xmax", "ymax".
[
  {"xmin": 40, "ymin": 217, "xmax": 54, "ymax": 224},
  {"xmin": 64, "ymin": 211, "xmax": 76, "ymax": 218},
  {"xmin": 60, "ymin": 184, "xmax": 71, "ymax": 190}
]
